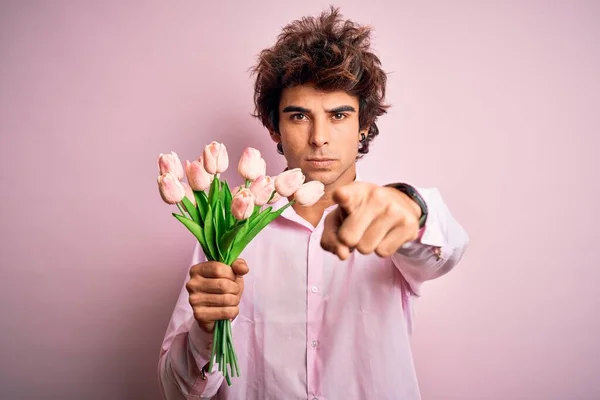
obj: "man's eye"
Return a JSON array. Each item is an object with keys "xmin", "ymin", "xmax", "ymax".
[
  {"xmin": 333, "ymin": 113, "xmax": 347, "ymax": 120},
  {"xmin": 292, "ymin": 113, "xmax": 306, "ymax": 120}
]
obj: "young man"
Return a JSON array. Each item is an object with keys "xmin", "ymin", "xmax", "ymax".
[{"xmin": 159, "ymin": 7, "xmax": 469, "ymax": 400}]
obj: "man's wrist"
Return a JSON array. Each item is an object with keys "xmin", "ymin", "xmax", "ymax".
[{"xmin": 385, "ymin": 183, "xmax": 428, "ymax": 228}]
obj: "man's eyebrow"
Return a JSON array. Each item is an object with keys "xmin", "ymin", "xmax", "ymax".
[
  {"xmin": 282, "ymin": 106, "xmax": 311, "ymax": 113},
  {"xmin": 281, "ymin": 105, "xmax": 357, "ymax": 113},
  {"xmin": 326, "ymin": 105, "xmax": 356, "ymax": 113}
]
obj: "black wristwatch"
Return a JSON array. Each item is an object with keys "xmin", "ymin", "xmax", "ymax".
[{"xmin": 387, "ymin": 183, "xmax": 428, "ymax": 229}]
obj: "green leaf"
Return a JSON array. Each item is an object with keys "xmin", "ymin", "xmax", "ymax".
[
  {"xmin": 194, "ymin": 191, "xmax": 209, "ymax": 225},
  {"xmin": 172, "ymin": 213, "xmax": 209, "ymax": 256},
  {"xmin": 213, "ymin": 201, "xmax": 224, "ymax": 261},
  {"xmin": 227, "ymin": 207, "xmax": 270, "ymax": 252},
  {"xmin": 248, "ymin": 206, "xmax": 273, "ymax": 230},
  {"xmin": 219, "ymin": 200, "xmax": 230, "ymax": 234},
  {"xmin": 226, "ymin": 203, "xmax": 292, "ymax": 263},
  {"xmin": 220, "ymin": 220, "xmax": 249, "ymax": 260},
  {"xmin": 181, "ymin": 197, "xmax": 200, "ymax": 224},
  {"xmin": 218, "ymin": 178, "xmax": 225, "ymax": 205},
  {"xmin": 223, "ymin": 182, "xmax": 234, "ymax": 228},
  {"xmin": 203, "ymin": 206, "xmax": 217, "ymax": 261},
  {"xmin": 208, "ymin": 177, "xmax": 219, "ymax": 208},
  {"xmin": 217, "ymin": 178, "xmax": 223, "ymax": 201}
]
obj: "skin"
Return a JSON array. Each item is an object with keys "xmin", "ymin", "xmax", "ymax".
[{"xmin": 187, "ymin": 84, "xmax": 422, "ymax": 334}]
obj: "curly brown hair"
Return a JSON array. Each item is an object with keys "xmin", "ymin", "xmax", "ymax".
[{"xmin": 251, "ymin": 6, "xmax": 389, "ymax": 156}]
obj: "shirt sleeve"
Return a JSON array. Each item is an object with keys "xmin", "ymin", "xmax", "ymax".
[
  {"xmin": 158, "ymin": 242, "xmax": 225, "ymax": 399},
  {"xmin": 391, "ymin": 187, "xmax": 470, "ymax": 297}
]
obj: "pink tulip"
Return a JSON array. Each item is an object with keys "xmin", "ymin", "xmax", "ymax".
[
  {"xmin": 274, "ymin": 168, "xmax": 305, "ymax": 197},
  {"xmin": 185, "ymin": 158, "xmax": 213, "ymax": 191},
  {"xmin": 294, "ymin": 181, "xmax": 325, "ymax": 206},
  {"xmin": 238, "ymin": 147, "xmax": 266, "ymax": 180},
  {"xmin": 249, "ymin": 175, "xmax": 277, "ymax": 206},
  {"xmin": 158, "ymin": 151, "xmax": 184, "ymax": 180},
  {"xmin": 231, "ymin": 185, "xmax": 242, "ymax": 197},
  {"xmin": 158, "ymin": 172, "xmax": 186, "ymax": 204},
  {"xmin": 231, "ymin": 188, "xmax": 255, "ymax": 220},
  {"xmin": 181, "ymin": 181, "xmax": 196, "ymax": 207},
  {"xmin": 203, "ymin": 141, "xmax": 229, "ymax": 174}
]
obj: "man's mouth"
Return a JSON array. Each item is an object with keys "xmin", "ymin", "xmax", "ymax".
[{"xmin": 305, "ymin": 158, "xmax": 336, "ymax": 168}]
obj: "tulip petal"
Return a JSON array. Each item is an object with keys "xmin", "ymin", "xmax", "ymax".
[
  {"xmin": 158, "ymin": 172, "xmax": 185, "ymax": 204},
  {"xmin": 158, "ymin": 152, "xmax": 184, "ymax": 180},
  {"xmin": 238, "ymin": 147, "xmax": 265, "ymax": 180},
  {"xmin": 294, "ymin": 181, "xmax": 325, "ymax": 206},
  {"xmin": 231, "ymin": 188, "xmax": 255, "ymax": 220},
  {"xmin": 186, "ymin": 159, "xmax": 213, "ymax": 191}
]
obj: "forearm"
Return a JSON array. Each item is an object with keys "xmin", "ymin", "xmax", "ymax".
[{"xmin": 159, "ymin": 243, "xmax": 224, "ymax": 399}]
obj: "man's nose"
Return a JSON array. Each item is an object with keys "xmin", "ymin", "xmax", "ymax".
[{"xmin": 310, "ymin": 118, "xmax": 329, "ymax": 147}]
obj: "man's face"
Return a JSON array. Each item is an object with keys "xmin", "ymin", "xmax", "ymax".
[{"xmin": 273, "ymin": 84, "xmax": 366, "ymax": 187}]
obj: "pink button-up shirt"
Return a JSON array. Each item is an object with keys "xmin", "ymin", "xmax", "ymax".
[{"xmin": 158, "ymin": 183, "xmax": 469, "ymax": 400}]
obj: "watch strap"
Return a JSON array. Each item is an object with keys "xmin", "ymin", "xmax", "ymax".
[{"xmin": 387, "ymin": 183, "xmax": 428, "ymax": 229}]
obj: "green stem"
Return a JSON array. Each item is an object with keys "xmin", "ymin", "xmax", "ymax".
[
  {"xmin": 217, "ymin": 321, "xmax": 223, "ymax": 370},
  {"xmin": 223, "ymin": 322, "xmax": 227, "ymax": 373},
  {"xmin": 227, "ymin": 321, "xmax": 239, "ymax": 376},
  {"xmin": 209, "ymin": 323, "xmax": 218, "ymax": 372},
  {"xmin": 176, "ymin": 202, "xmax": 186, "ymax": 216},
  {"xmin": 221, "ymin": 320, "xmax": 226, "ymax": 367}
]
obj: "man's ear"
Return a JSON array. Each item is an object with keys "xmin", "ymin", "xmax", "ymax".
[{"xmin": 269, "ymin": 130, "xmax": 281, "ymax": 143}]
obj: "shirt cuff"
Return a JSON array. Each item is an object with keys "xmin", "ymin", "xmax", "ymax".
[
  {"xmin": 189, "ymin": 319, "xmax": 239, "ymax": 375},
  {"xmin": 189, "ymin": 321, "xmax": 215, "ymax": 363},
  {"xmin": 187, "ymin": 321, "xmax": 228, "ymax": 398},
  {"xmin": 397, "ymin": 188, "xmax": 447, "ymax": 258}
]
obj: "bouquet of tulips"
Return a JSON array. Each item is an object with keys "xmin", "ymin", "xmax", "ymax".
[{"xmin": 156, "ymin": 141, "xmax": 324, "ymax": 385}]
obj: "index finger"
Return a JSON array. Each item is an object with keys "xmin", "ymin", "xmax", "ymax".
[
  {"xmin": 320, "ymin": 207, "xmax": 352, "ymax": 260},
  {"xmin": 332, "ymin": 185, "xmax": 357, "ymax": 214},
  {"xmin": 332, "ymin": 183, "xmax": 368, "ymax": 215}
]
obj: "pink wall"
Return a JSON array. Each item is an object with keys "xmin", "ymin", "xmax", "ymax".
[{"xmin": 1, "ymin": 1, "xmax": 598, "ymax": 399}]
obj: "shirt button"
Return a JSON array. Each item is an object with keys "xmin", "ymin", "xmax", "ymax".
[
  {"xmin": 310, "ymin": 286, "xmax": 318, "ymax": 293},
  {"xmin": 311, "ymin": 340, "xmax": 318, "ymax": 348}
]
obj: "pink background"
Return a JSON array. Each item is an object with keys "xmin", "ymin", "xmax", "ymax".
[{"xmin": 1, "ymin": 1, "xmax": 598, "ymax": 399}]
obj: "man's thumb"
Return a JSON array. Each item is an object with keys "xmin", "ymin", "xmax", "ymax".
[{"xmin": 232, "ymin": 258, "xmax": 250, "ymax": 276}]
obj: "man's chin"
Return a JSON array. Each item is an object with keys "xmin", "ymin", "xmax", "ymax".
[{"xmin": 303, "ymin": 169, "xmax": 340, "ymax": 185}]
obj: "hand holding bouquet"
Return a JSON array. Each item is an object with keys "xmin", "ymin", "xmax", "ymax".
[{"xmin": 156, "ymin": 142, "xmax": 324, "ymax": 385}]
